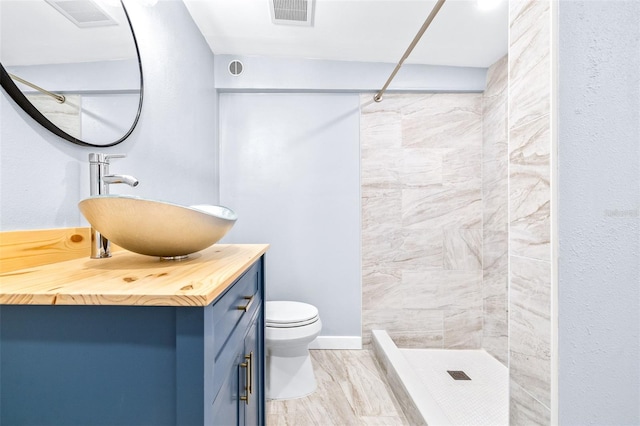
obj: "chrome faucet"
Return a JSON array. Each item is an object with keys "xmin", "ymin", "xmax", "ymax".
[{"xmin": 88, "ymin": 153, "xmax": 139, "ymax": 258}]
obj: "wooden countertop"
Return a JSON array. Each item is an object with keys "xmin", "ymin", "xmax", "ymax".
[{"xmin": 0, "ymin": 244, "xmax": 269, "ymax": 307}]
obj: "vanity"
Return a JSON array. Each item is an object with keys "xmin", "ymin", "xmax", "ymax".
[
  {"xmin": 2, "ymin": 0, "xmax": 265, "ymax": 423},
  {"xmin": 0, "ymin": 243, "xmax": 268, "ymax": 426}
]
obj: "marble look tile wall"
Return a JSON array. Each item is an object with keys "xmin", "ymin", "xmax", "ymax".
[
  {"xmin": 361, "ymin": 56, "xmax": 511, "ymax": 358},
  {"xmin": 510, "ymin": 379, "xmax": 552, "ymax": 424},
  {"xmin": 27, "ymin": 94, "xmax": 82, "ymax": 137},
  {"xmin": 360, "ymin": 93, "xmax": 485, "ymax": 350},
  {"xmin": 482, "ymin": 56, "xmax": 509, "ymax": 366},
  {"xmin": 508, "ymin": 0, "xmax": 553, "ymax": 424}
]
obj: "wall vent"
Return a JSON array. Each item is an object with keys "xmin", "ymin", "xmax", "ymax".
[
  {"xmin": 228, "ymin": 60, "xmax": 244, "ymax": 76},
  {"xmin": 269, "ymin": 0, "xmax": 314, "ymax": 26},
  {"xmin": 46, "ymin": 0, "xmax": 117, "ymax": 28}
]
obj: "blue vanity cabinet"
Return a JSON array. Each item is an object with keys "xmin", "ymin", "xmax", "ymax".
[
  {"xmin": 0, "ymin": 256, "xmax": 265, "ymax": 426},
  {"xmin": 210, "ymin": 257, "xmax": 264, "ymax": 426},
  {"xmin": 211, "ymin": 307, "xmax": 263, "ymax": 426}
]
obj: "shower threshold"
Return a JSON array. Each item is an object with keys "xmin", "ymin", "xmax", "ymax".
[{"xmin": 371, "ymin": 330, "xmax": 508, "ymax": 426}]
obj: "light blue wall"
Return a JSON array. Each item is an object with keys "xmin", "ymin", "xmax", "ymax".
[
  {"xmin": 0, "ymin": 0, "xmax": 218, "ymax": 230},
  {"xmin": 218, "ymin": 93, "xmax": 361, "ymax": 339},
  {"xmin": 559, "ymin": 1, "xmax": 640, "ymax": 424},
  {"xmin": 215, "ymin": 54, "xmax": 487, "ymax": 93},
  {"xmin": 6, "ymin": 60, "xmax": 140, "ymax": 92}
]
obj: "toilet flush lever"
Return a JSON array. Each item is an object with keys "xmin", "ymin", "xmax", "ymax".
[{"xmin": 237, "ymin": 295, "xmax": 254, "ymax": 312}]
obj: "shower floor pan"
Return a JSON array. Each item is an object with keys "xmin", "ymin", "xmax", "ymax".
[{"xmin": 372, "ymin": 330, "xmax": 508, "ymax": 426}]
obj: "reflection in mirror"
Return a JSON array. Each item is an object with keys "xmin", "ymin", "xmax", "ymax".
[{"xmin": 0, "ymin": 0, "xmax": 143, "ymax": 147}]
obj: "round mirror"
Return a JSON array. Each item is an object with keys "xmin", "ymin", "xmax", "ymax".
[{"xmin": 0, "ymin": 0, "xmax": 143, "ymax": 147}]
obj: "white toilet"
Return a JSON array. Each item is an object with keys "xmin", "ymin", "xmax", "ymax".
[{"xmin": 265, "ymin": 301, "xmax": 322, "ymax": 400}]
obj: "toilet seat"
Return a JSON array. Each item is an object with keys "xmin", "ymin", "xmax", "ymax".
[
  {"xmin": 267, "ymin": 316, "xmax": 319, "ymax": 328},
  {"xmin": 266, "ymin": 301, "xmax": 319, "ymax": 328}
]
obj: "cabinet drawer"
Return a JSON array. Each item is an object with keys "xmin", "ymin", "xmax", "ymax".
[{"xmin": 211, "ymin": 259, "xmax": 261, "ymax": 359}]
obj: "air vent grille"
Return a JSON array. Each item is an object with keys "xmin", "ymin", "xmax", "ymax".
[
  {"xmin": 46, "ymin": 0, "xmax": 117, "ymax": 28},
  {"xmin": 270, "ymin": 0, "xmax": 314, "ymax": 26},
  {"xmin": 229, "ymin": 60, "xmax": 244, "ymax": 76}
]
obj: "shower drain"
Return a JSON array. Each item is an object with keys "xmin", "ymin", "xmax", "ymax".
[{"xmin": 447, "ymin": 370, "xmax": 472, "ymax": 380}]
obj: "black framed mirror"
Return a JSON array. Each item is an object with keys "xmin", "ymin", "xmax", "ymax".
[{"xmin": 0, "ymin": 0, "xmax": 143, "ymax": 147}]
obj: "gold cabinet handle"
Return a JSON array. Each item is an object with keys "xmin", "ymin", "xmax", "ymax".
[
  {"xmin": 246, "ymin": 352, "xmax": 253, "ymax": 394},
  {"xmin": 237, "ymin": 295, "xmax": 254, "ymax": 312},
  {"xmin": 240, "ymin": 361, "xmax": 250, "ymax": 405}
]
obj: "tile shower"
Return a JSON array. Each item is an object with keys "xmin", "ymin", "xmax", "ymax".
[
  {"xmin": 361, "ymin": 1, "xmax": 554, "ymax": 422},
  {"xmin": 361, "ymin": 55, "xmax": 508, "ymax": 363},
  {"xmin": 360, "ymin": 56, "xmax": 509, "ymax": 424}
]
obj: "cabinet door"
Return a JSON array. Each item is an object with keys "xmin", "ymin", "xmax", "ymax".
[
  {"xmin": 254, "ymin": 308, "xmax": 265, "ymax": 426},
  {"xmin": 211, "ymin": 313, "xmax": 262, "ymax": 426},
  {"xmin": 211, "ymin": 345, "xmax": 243, "ymax": 426},
  {"xmin": 240, "ymin": 309, "xmax": 264, "ymax": 426}
]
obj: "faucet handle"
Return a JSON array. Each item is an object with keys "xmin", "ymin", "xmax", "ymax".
[
  {"xmin": 89, "ymin": 153, "xmax": 127, "ymax": 164},
  {"xmin": 105, "ymin": 154, "xmax": 126, "ymax": 163}
]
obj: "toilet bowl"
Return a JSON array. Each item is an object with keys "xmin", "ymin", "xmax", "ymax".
[{"xmin": 265, "ymin": 301, "xmax": 322, "ymax": 400}]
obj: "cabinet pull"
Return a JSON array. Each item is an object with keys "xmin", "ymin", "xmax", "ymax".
[
  {"xmin": 240, "ymin": 361, "xmax": 250, "ymax": 405},
  {"xmin": 245, "ymin": 352, "xmax": 253, "ymax": 394},
  {"xmin": 237, "ymin": 295, "xmax": 254, "ymax": 312}
]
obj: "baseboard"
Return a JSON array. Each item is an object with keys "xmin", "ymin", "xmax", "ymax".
[{"xmin": 308, "ymin": 335, "xmax": 362, "ymax": 350}]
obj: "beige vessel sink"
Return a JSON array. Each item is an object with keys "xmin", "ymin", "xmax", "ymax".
[{"xmin": 79, "ymin": 195, "xmax": 237, "ymax": 258}]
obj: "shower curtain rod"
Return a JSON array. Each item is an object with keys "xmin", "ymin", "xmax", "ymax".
[
  {"xmin": 374, "ymin": 0, "xmax": 447, "ymax": 102},
  {"xmin": 9, "ymin": 73, "xmax": 66, "ymax": 104}
]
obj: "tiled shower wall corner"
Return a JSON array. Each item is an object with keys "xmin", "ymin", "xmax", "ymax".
[
  {"xmin": 360, "ymin": 92, "xmax": 487, "ymax": 350},
  {"xmin": 508, "ymin": 0, "xmax": 553, "ymax": 424},
  {"xmin": 482, "ymin": 55, "xmax": 509, "ymax": 366}
]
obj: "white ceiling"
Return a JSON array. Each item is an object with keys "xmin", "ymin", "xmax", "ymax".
[
  {"xmin": 0, "ymin": 0, "xmax": 136, "ymax": 66},
  {"xmin": 183, "ymin": 0, "xmax": 509, "ymax": 68},
  {"xmin": 1, "ymin": 0, "xmax": 508, "ymax": 69}
]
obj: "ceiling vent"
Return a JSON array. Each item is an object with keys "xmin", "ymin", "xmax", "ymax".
[
  {"xmin": 46, "ymin": 0, "xmax": 117, "ymax": 28},
  {"xmin": 228, "ymin": 60, "xmax": 244, "ymax": 76},
  {"xmin": 269, "ymin": 0, "xmax": 314, "ymax": 26}
]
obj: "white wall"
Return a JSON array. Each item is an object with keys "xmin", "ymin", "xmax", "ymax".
[
  {"xmin": 558, "ymin": 1, "xmax": 640, "ymax": 424},
  {"xmin": 214, "ymin": 54, "xmax": 487, "ymax": 93},
  {"xmin": 219, "ymin": 93, "xmax": 361, "ymax": 341},
  {"xmin": 0, "ymin": 0, "xmax": 218, "ymax": 230}
]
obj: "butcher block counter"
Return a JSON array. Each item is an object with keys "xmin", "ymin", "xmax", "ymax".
[
  {"xmin": 0, "ymin": 241, "xmax": 269, "ymax": 426},
  {"xmin": 0, "ymin": 243, "xmax": 269, "ymax": 306}
]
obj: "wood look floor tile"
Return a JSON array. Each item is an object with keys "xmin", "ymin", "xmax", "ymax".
[
  {"xmin": 341, "ymin": 351, "xmax": 400, "ymax": 417},
  {"xmin": 358, "ymin": 416, "xmax": 408, "ymax": 425},
  {"xmin": 266, "ymin": 350, "xmax": 408, "ymax": 426}
]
